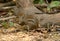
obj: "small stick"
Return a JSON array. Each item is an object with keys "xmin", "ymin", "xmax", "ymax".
[{"xmin": 0, "ymin": 16, "xmax": 16, "ymax": 21}]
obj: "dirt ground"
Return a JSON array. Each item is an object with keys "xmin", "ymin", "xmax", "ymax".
[{"xmin": 0, "ymin": 31, "xmax": 60, "ymax": 41}]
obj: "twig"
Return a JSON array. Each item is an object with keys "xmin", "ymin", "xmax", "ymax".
[
  {"xmin": 46, "ymin": 0, "xmax": 49, "ymax": 4},
  {"xmin": 34, "ymin": 4, "xmax": 47, "ymax": 7},
  {"xmin": 0, "ymin": 6, "xmax": 16, "ymax": 10},
  {"xmin": 0, "ymin": 16, "xmax": 16, "ymax": 21}
]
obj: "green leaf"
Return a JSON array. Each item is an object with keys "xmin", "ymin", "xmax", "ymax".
[
  {"xmin": 39, "ymin": 0, "xmax": 44, "ymax": 4},
  {"xmin": 9, "ymin": 22, "xmax": 14, "ymax": 27},
  {"xmin": 2, "ymin": 22, "xmax": 8, "ymax": 29},
  {"xmin": 47, "ymin": 6, "xmax": 51, "ymax": 11},
  {"xmin": 50, "ymin": 1, "xmax": 60, "ymax": 8},
  {"xmin": 34, "ymin": 0, "xmax": 40, "ymax": 4}
]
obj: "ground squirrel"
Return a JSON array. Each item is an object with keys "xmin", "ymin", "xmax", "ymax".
[{"xmin": 13, "ymin": 0, "xmax": 42, "ymax": 30}]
